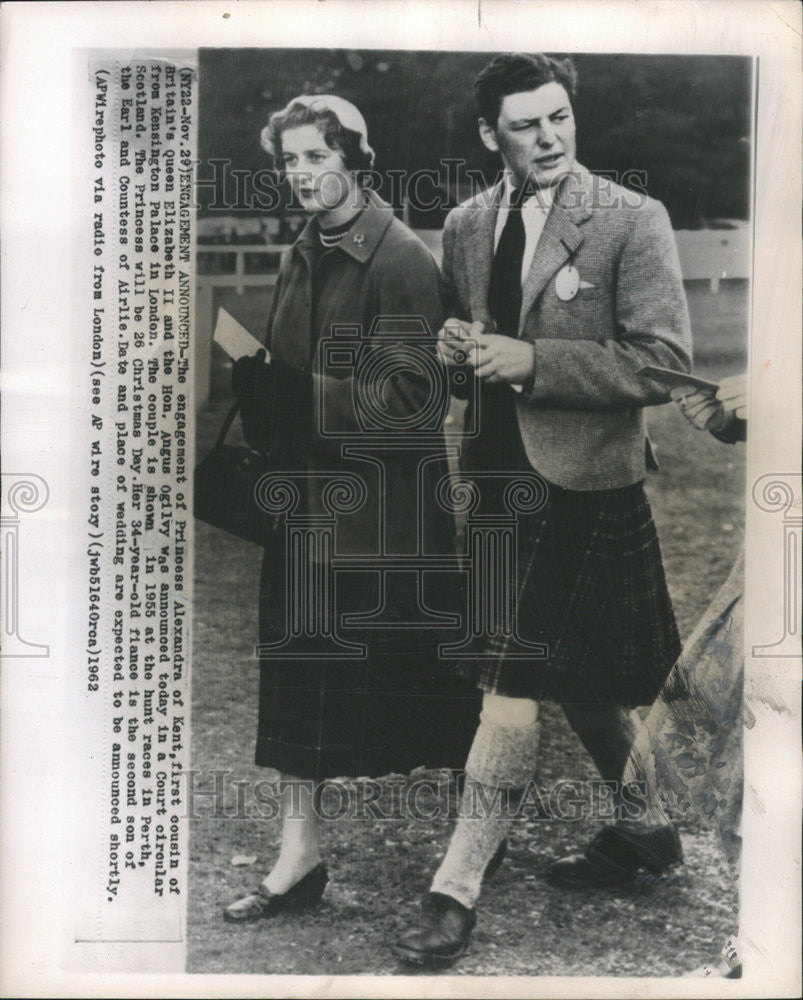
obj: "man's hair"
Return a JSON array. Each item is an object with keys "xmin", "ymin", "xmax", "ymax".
[
  {"xmin": 475, "ymin": 53, "xmax": 578, "ymax": 126},
  {"xmin": 261, "ymin": 101, "xmax": 373, "ymax": 174}
]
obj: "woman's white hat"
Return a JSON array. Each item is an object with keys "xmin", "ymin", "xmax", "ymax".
[{"xmin": 261, "ymin": 94, "xmax": 375, "ymax": 165}]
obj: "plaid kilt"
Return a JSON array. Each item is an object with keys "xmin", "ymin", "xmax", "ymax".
[
  {"xmin": 467, "ymin": 478, "xmax": 681, "ymax": 707},
  {"xmin": 255, "ymin": 537, "xmax": 481, "ymax": 782}
]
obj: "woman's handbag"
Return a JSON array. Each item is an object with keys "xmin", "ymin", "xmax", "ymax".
[{"xmin": 193, "ymin": 402, "xmax": 276, "ymax": 546}]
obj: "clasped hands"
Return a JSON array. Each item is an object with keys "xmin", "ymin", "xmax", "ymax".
[{"xmin": 437, "ymin": 318, "xmax": 535, "ymax": 385}]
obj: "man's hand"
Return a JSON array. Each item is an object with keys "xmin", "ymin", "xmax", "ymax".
[
  {"xmin": 437, "ymin": 320, "xmax": 535, "ymax": 385},
  {"xmin": 670, "ymin": 374, "xmax": 746, "ymax": 440},
  {"xmin": 472, "ymin": 332, "xmax": 535, "ymax": 385},
  {"xmin": 716, "ymin": 374, "xmax": 747, "ymax": 421},
  {"xmin": 437, "ymin": 318, "xmax": 486, "ymax": 368},
  {"xmin": 669, "ymin": 384, "xmax": 721, "ymax": 430}
]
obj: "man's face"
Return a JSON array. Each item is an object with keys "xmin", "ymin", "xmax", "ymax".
[{"xmin": 480, "ymin": 82, "xmax": 576, "ymax": 189}]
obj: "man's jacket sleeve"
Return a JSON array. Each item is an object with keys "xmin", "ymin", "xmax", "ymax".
[{"xmin": 441, "ymin": 208, "xmax": 476, "ymax": 400}]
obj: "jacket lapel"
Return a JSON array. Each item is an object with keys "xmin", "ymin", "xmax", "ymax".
[
  {"xmin": 519, "ymin": 166, "xmax": 593, "ymax": 330},
  {"xmin": 465, "ymin": 181, "xmax": 502, "ymax": 326}
]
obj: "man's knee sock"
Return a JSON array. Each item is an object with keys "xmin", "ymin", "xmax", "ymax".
[{"xmin": 431, "ymin": 695, "xmax": 540, "ymax": 909}]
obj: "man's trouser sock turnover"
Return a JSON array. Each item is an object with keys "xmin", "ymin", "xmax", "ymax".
[{"xmin": 431, "ymin": 694, "xmax": 540, "ymax": 909}]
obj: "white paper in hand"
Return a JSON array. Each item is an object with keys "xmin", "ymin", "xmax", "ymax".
[{"xmin": 213, "ymin": 306, "xmax": 269, "ymax": 361}]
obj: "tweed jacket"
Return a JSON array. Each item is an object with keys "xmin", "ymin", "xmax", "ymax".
[
  {"xmin": 263, "ymin": 189, "xmax": 453, "ymax": 557},
  {"xmin": 443, "ymin": 164, "xmax": 693, "ymax": 490}
]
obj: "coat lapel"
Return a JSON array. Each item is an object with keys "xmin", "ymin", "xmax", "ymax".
[
  {"xmin": 518, "ymin": 166, "xmax": 593, "ymax": 331},
  {"xmin": 279, "ymin": 222, "xmax": 317, "ymax": 364},
  {"xmin": 465, "ymin": 181, "xmax": 502, "ymax": 326}
]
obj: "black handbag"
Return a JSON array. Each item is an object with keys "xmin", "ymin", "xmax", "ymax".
[{"xmin": 193, "ymin": 402, "xmax": 277, "ymax": 546}]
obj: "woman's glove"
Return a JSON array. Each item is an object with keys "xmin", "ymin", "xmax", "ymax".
[
  {"xmin": 232, "ymin": 349, "xmax": 270, "ymax": 402},
  {"xmin": 231, "ymin": 349, "xmax": 274, "ymax": 453},
  {"xmin": 231, "ymin": 350, "xmax": 313, "ymax": 457}
]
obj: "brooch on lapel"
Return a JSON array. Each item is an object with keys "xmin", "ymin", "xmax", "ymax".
[
  {"xmin": 556, "ymin": 240, "xmax": 580, "ymax": 301},
  {"xmin": 352, "ymin": 233, "xmax": 365, "ymax": 246}
]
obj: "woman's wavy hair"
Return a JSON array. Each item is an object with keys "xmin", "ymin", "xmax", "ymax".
[{"xmin": 261, "ymin": 101, "xmax": 374, "ymax": 177}]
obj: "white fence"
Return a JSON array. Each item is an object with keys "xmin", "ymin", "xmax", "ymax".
[
  {"xmin": 195, "ymin": 228, "xmax": 750, "ymax": 407},
  {"xmin": 673, "ymin": 228, "xmax": 751, "ymax": 289}
]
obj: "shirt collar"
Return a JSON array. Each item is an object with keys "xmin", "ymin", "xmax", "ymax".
[{"xmin": 502, "ymin": 170, "xmax": 555, "ymax": 212}]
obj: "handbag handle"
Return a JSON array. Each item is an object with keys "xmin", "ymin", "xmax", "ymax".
[{"xmin": 212, "ymin": 401, "xmax": 241, "ymax": 451}]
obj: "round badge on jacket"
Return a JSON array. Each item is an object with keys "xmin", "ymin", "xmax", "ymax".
[{"xmin": 555, "ymin": 265, "xmax": 580, "ymax": 301}]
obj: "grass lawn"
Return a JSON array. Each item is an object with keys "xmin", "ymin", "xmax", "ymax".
[{"xmin": 188, "ymin": 281, "xmax": 747, "ymax": 976}]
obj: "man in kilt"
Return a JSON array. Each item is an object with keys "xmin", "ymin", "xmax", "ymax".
[{"xmin": 394, "ymin": 52, "xmax": 693, "ymax": 966}]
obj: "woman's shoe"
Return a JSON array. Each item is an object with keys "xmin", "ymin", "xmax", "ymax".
[{"xmin": 223, "ymin": 863, "xmax": 328, "ymax": 923}]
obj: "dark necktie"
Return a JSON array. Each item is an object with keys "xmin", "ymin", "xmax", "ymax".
[
  {"xmin": 488, "ymin": 187, "xmax": 526, "ymax": 337},
  {"xmin": 470, "ymin": 188, "xmax": 532, "ymax": 486}
]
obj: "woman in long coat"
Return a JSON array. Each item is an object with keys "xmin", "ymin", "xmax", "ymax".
[{"xmin": 223, "ymin": 96, "xmax": 479, "ymax": 922}]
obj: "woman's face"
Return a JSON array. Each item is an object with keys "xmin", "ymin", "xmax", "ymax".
[{"xmin": 279, "ymin": 124, "xmax": 359, "ymax": 217}]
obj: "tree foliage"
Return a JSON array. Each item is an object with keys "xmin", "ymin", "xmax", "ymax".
[{"xmin": 198, "ymin": 49, "xmax": 751, "ymax": 228}]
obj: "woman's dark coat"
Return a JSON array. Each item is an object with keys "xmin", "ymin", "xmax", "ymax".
[{"xmin": 239, "ymin": 191, "xmax": 478, "ymax": 780}]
